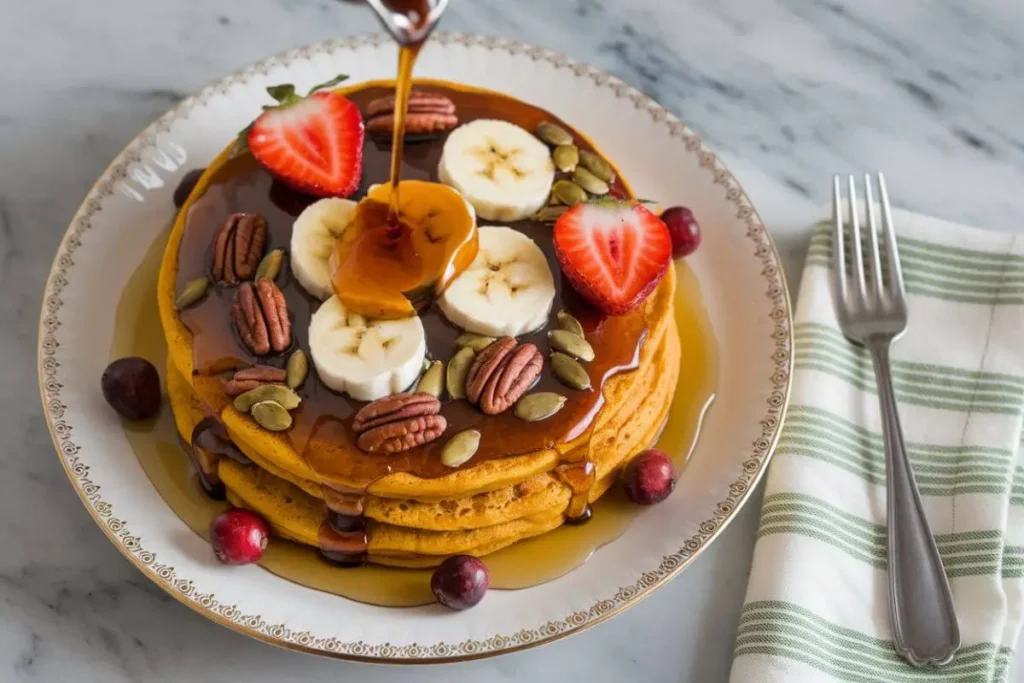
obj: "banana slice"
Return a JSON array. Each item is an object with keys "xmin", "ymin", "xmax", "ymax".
[
  {"xmin": 438, "ymin": 226, "xmax": 555, "ymax": 337},
  {"xmin": 438, "ymin": 119, "xmax": 554, "ymax": 222},
  {"xmin": 291, "ymin": 197, "xmax": 357, "ymax": 300},
  {"xmin": 308, "ymin": 295, "xmax": 426, "ymax": 401}
]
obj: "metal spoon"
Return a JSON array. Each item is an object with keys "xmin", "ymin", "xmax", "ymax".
[{"xmin": 364, "ymin": 0, "xmax": 449, "ymax": 46}]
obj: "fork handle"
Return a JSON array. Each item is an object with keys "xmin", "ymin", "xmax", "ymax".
[{"xmin": 868, "ymin": 340, "xmax": 961, "ymax": 666}]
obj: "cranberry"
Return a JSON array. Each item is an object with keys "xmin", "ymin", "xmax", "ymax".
[
  {"xmin": 101, "ymin": 357, "xmax": 161, "ymax": 421},
  {"xmin": 622, "ymin": 449, "xmax": 677, "ymax": 505},
  {"xmin": 173, "ymin": 167, "xmax": 206, "ymax": 208},
  {"xmin": 431, "ymin": 555, "xmax": 489, "ymax": 610},
  {"xmin": 210, "ymin": 508, "xmax": 269, "ymax": 565},
  {"xmin": 661, "ymin": 206, "xmax": 701, "ymax": 258}
]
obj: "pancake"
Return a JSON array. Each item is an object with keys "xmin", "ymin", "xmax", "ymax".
[
  {"xmin": 167, "ymin": 315, "xmax": 679, "ymax": 544},
  {"xmin": 158, "ymin": 79, "xmax": 683, "ymax": 567},
  {"xmin": 212, "ymin": 321, "xmax": 677, "ymax": 567}
]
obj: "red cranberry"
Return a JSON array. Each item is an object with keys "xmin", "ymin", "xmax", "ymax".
[
  {"xmin": 431, "ymin": 555, "xmax": 489, "ymax": 610},
  {"xmin": 101, "ymin": 357, "xmax": 161, "ymax": 420},
  {"xmin": 622, "ymin": 449, "xmax": 677, "ymax": 505},
  {"xmin": 661, "ymin": 206, "xmax": 701, "ymax": 258},
  {"xmin": 210, "ymin": 508, "xmax": 269, "ymax": 565}
]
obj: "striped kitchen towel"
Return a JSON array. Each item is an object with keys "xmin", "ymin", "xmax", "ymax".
[{"xmin": 730, "ymin": 209, "xmax": 1024, "ymax": 683}]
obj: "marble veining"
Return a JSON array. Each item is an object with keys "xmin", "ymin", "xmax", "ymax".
[{"xmin": 5, "ymin": 0, "xmax": 1023, "ymax": 680}]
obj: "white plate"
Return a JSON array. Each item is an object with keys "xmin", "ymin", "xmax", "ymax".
[{"xmin": 37, "ymin": 32, "xmax": 792, "ymax": 662}]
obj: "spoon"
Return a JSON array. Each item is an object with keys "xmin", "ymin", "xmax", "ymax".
[{"xmin": 364, "ymin": 0, "xmax": 449, "ymax": 46}]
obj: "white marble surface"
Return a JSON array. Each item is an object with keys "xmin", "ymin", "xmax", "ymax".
[{"xmin": 6, "ymin": 0, "xmax": 1024, "ymax": 680}]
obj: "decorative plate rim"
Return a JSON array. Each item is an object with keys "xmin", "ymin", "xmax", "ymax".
[{"xmin": 36, "ymin": 31, "xmax": 793, "ymax": 663}]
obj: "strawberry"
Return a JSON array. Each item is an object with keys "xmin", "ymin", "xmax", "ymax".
[
  {"xmin": 243, "ymin": 74, "xmax": 365, "ymax": 198},
  {"xmin": 553, "ymin": 200, "xmax": 672, "ymax": 315}
]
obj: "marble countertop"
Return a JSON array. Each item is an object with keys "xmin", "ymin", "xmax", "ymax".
[{"xmin": 6, "ymin": 0, "xmax": 1024, "ymax": 680}]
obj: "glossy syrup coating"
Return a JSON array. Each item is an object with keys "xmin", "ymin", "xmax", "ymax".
[{"xmin": 174, "ymin": 83, "xmax": 648, "ymax": 489}]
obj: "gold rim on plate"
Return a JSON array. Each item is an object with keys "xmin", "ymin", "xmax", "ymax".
[{"xmin": 36, "ymin": 32, "xmax": 793, "ymax": 663}]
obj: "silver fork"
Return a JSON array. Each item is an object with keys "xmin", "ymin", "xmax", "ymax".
[{"xmin": 832, "ymin": 173, "xmax": 961, "ymax": 667}]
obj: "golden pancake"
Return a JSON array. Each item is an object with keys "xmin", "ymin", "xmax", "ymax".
[
  {"xmin": 211, "ymin": 325, "xmax": 677, "ymax": 566},
  {"xmin": 158, "ymin": 79, "xmax": 683, "ymax": 567},
  {"xmin": 167, "ymin": 316, "xmax": 678, "ymax": 542}
]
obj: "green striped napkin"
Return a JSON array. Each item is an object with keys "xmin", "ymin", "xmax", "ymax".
[{"xmin": 731, "ymin": 209, "xmax": 1024, "ymax": 683}]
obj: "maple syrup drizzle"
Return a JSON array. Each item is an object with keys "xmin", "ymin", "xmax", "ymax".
[
  {"xmin": 327, "ymin": 6, "xmax": 429, "ymax": 560},
  {"xmin": 383, "ymin": 0, "xmax": 432, "ymax": 224},
  {"xmin": 318, "ymin": 483, "xmax": 369, "ymax": 565},
  {"xmin": 387, "ymin": 44, "xmax": 422, "ymax": 224},
  {"xmin": 190, "ymin": 417, "xmax": 250, "ymax": 499}
]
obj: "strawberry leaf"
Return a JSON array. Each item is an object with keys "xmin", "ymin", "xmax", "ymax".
[
  {"xmin": 308, "ymin": 74, "xmax": 349, "ymax": 95},
  {"xmin": 266, "ymin": 83, "xmax": 297, "ymax": 103},
  {"xmin": 234, "ymin": 74, "xmax": 349, "ymax": 160}
]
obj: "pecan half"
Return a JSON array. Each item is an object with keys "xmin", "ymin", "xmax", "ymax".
[
  {"xmin": 353, "ymin": 393, "xmax": 441, "ymax": 432},
  {"xmin": 481, "ymin": 343, "xmax": 543, "ymax": 415},
  {"xmin": 465, "ymin": 338, "xmax": 542, "ymax": 415},
  {"xmin": 366, "ymin": 91, "xmax": 457, "ymax": 118},
  {"xmin": 212, "ymin": 213, "xmax": 267, "ymax": 284},
  {"xmin": 232, "ymin": 280, "xmax": 291, "ymax": 356},
  {"xmin": 465, "ymin": 337, "xmax": 516, "ymax": 404},
  {"xmin": 365, "ymin": 90, "xmax": 459, "ymax": 138},
  {"xmin": 256, "ymin": 279, "xmax": 291, "ymax": 353},
  {"xmin": 366, "ymin": 113, "xmax": 460, "ymax": 137},
  {"xmin": 352, "ymin": 392, "xmax": 447, "ymax": 454},
  {"xmin": 223, "ymin": 365, "xmax": 287, "ymax": 396}
]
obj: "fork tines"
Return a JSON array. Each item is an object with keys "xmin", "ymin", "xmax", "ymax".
[{"xmin": 831, "ymin": 173, "xmax": 906, "ymax": 315}]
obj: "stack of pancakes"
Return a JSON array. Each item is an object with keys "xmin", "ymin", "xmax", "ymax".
[{"xmin": 157, "ymin": 162, "xmax": 681, "ymax": 569}]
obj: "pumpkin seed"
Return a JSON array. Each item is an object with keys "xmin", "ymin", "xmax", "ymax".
[
  {"xmin": 534, "ymin": 205, "xmax": 569, "ymax": 223},
  {"xmin": 175, "ymin": 277, "xmax": 209, "ymax": 310},
  {"xmin": 286, "ymin": 349, "xmax": 308, "ymax": 389},
  {"xmin": 556, "ymin": 310, "xmax": 585, "ymax": 337},
  {"xmin": 455, "ymin": 332, "xmax": 496, "ymax": 353},
  {"xmin": 250, "ymin": 400, "xmax": 292, "ymax": 431},
  {"xmin": 551, "ymin": 179, "xmax": 588, "ymax": 206},
  {"xmin": 578, "ymin": 149, "xmax": 616, "ymax": 183},
  {"xmin": 447, "ymin": 346, "xmax": 475, "ymax": 399},
  {"xmin": 416, "ymin": 360, "xmax": 445, "ymax": 398},
  {"xmin": 552, "ymin": 144, "xmax": 579, "ymax": 173},
  {"xmin": 514, "ymin": 392, "xmax": 567, "ymax": 422},
  {"xmin": 573, "ymin": 166, "xmax": 610, "ymax": 196},
  {"xmin": 535, "ymin": 121, "xmax": 573, "ymax": 147},
  {"xmin": 441, "ymin": 429, "xmax": 481, "ymax": 468},
  {"xmin": 255, "ymin": 248, "xmax": 285, "ymax": 281},
  {"xmin": 551, "ymin": 352, "xmax": 591, "ymax": 390},
  {"xmin": 233, "ymin": 384, "xmax": 301, "ymax": 413},
  {"xmin": 548, "ymin": 329, "xmax": 595, "ymax": 362}
]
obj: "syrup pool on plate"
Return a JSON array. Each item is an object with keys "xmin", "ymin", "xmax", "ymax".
[{"xmin": 114, "ymin": 215, "xmax": 716, "ymax": 605}]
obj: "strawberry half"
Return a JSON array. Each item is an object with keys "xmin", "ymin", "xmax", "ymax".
[
  {"xmin": 553, "ymin": 201, "xmax": 672, "ymax": 315},
  {"xmin": 244, "ymin": 75, "xmax": 365, "ymax": 198}
]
